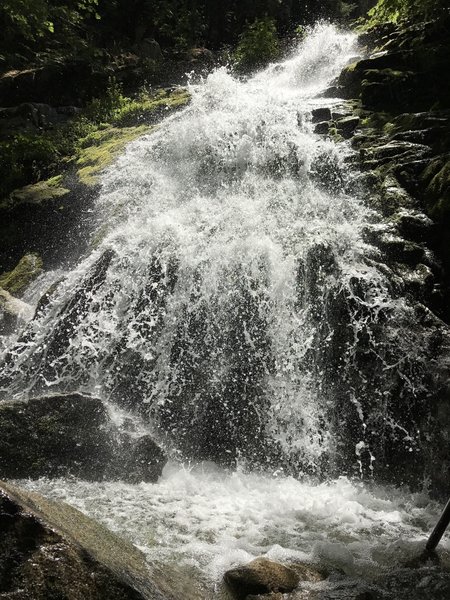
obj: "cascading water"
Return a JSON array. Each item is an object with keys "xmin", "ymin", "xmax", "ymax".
[{"xmin": 1, "ymin": 24, "xmax": 449, "ymax": 592}]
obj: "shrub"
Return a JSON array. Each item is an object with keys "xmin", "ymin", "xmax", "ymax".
[
  {"xmin": 233, "ymin": 17, "xmax": 280, "ymax": 73},
  {"xmin": 367, "ymin": 0, "xmax": 448, "ymax": 24},
  {"xmin": 83, "ymin": 79, "xmax": 128, "ymax": 124},
  {"xmin": 0, "ymin": 134, "xmax": 60, "ymax": 196}
]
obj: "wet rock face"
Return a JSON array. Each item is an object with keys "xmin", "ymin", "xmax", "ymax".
[
  {"xmin": 0, "ymin": 392, "xmax": 166, "ymax": 482},
  {"xmin": 224, "ymin": 558, "xmax": 300, "ymax": 598},
  {"xmin": 0, "ymin": 482, "xmax": 159, "ymax": 600},
  {"xmin": 321, "ymin": 17, "xmax": 450, "ymax": 496}
]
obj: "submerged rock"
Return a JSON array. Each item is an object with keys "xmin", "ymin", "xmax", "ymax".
[
  {"xmin": 0, "ymin": 392, "xmax": 166, "ymax": 482},
  {"xmin": 224, "ymin": 557, "xmax": 300, "ymax": 598},
  {"xmin": 0, "ymin": 481, "xmax": 164, "ymax": 599}
]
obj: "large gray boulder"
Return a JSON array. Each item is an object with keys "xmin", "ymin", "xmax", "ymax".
[
  {"xmin": 0, "ymin": 481, "xmax": 163, "ymax": 599},
  {"xmin": 0, "ymin": 481, "xmax": 210, "ymax": 600},
  {"xmin": 0, "ymin": 392, "xmax": 166, "ymax": 482}
]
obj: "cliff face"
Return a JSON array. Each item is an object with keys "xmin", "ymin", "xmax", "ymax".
[
  {"xmin": 316, "ymin": 15, "xmax": 450, "ymax": 496},
  {"xmin": 339, "ymin": 17, "xmax": 450, "ymax": 318}
]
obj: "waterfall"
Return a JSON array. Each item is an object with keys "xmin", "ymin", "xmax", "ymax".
[{"xmin": 0, "ymin": 24, "xmax": 444, "ymax": 482}]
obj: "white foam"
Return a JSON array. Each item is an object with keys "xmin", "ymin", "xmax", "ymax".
[{"xmin": 17, "ymin": 463, "xmax": 449, "ymax": 584}]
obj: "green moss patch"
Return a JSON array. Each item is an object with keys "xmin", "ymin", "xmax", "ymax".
[
  {"xmin": 2, "ymin": 175, "xmax": 70, "ymax": 210},
  {"xmin": 0, "ymin": 253, "xmax": 43, "ymax": 296},
  {"xmin": 74, "ymin": 89, "xmax": 190, "ymax": 186},
  {"xmin": 75, "ymin": 125, "xmax": 149, "ymax": 186},
  {"xmin": 113, "ymin": 88, "xmax": 191, "ymax": 127}
]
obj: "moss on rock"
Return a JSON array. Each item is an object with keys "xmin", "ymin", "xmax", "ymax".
[
  {"xmin": 0, "ymin": 481, "xmax": 210, "ymax": 600},
  {"xmin": 337, "ymin": 62, "xmax": 362, "ymax": 97},
  {"xmin": 74, "ymin": 89, "xmax": 190, "ymax": 186},
  {"xmin": 1, "ymin": 175, "xmax": 70, "ymax": 210},
  {"xmin": 113, "ymin": 88, "xmax": 191, "ymax": 127},
  {"xmin": 75, "ymin": 125, "xmax": 149, "ymax": 186},
  {"xmin": 0, "ymin": 253, "xmax": 43, "ymax": 297}
]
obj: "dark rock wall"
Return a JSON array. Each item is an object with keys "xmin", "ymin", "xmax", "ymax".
[{"xmin": 320, "ymin": 15, "xmax": 450, "ymax": 497}]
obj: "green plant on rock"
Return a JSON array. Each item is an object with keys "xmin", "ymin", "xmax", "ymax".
[
  {"xmin": 0, "ymin": 253, "xmax": 43, "ymax": 296},
  {"xmin": 233, "ymin": 17, "xmax": 280, "ymax": 73},
  {"xmin": 0, "ymin": 134, "xmax": 60, "ymax": 197},
  {"xmin": 367, "ymin": 0, "xmax": 448, "ymax": 24},
  {"xmin": 84, "ymin": 79, "xmax": 128, "ymax": 124}
]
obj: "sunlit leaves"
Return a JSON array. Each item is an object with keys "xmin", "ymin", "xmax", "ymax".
[{"xmin": 368, "ymin": 0, "xmax": 448, "ymax": 25}]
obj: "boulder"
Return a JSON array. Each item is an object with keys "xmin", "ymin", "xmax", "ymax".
[
  {"xmin": 337, "ymin": 62, "xmax": 363, "ymax": 98},
  {"xmin": 320, "ymin": 85, "xmax": 346, "ymax": 99},
  {"xmin": 395, "ymin": 211, "xmax": 435, "ymax": 244},
  {"xmin": 311, "ymin": 107, "xmax": 331, "ymax": 123},
  {"xmin": 375, "ymin": 234, "xmax": 425, "ymax": 267},
  {"xmin": 314, "ymin": 121, "xmax": 330, "ymax": 135},
  {"xmin": 393, "ymin": 263, "xmax": 434, "ymax": 297},
  {"xmin": 224, "ymin": 557, "xmax": 299, "ymax": 598},
  {"xmin": 187, "ymin": 47, "xmax": 215, "ymax": 65},
  {"xmin": 0, "ymin": 481, "xmax": 164, "ymax": 599},
  {"xmin": 14, "ymin": 102, "xmax": 63, "ymax": 127},
  {"xmin": 0, "ymin": 289, "xmax": 33, "ymax": 335},
  {"xmin": 355, "ymin": 52, "xmax": 410, "ymax": 72},
  {"xmin": 360, "ymin": 141, "xmax": 432, "ymax": 169},
  {"xmin": 134, "ymin": 38, "xmax": 164, "ymax": 61},
  {"xmin": 0, "ymin": 392, "xmax": 166, "ymax": 482},
  {"xmin": 336, "ymin": 116, "xmax": 360, "ymax": 139}
]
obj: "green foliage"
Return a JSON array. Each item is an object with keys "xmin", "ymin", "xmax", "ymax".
[
  {"xmin": 233, "ymin": 17, "xmax": 280, "ymax": 72},
  {"xmin": 112, "ymin": 88, "xmax": 191, "ymax": 127},
  {"xmin": 0, "ymin": 134, "xmax": 60, "ymax": 197},
  {"xmin": 0, "ymin": 84, "xmax": 116, "ymax": 197},
  {"xmin": 367, "ymin": 0, "xmax": 448, "ymax": 24},
  {"xmin": 152, "ymin": 0, "xmax": 205, "ymax": 53},
  {"xmin": 0, "ymin": 0, "xmax": 100, "ymax": 65},
  {"xmin": 0, "ymin": 0, "xmax": 52, "ymax": 41},
  {"xmin": 0, "ymin": 83, "xmax": 191, "ymax": 198},
  {"xmin": 83, "ymin": 80, "xmax": 128, "ymax": 124}
]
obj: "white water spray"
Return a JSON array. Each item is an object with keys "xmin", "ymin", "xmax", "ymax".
[{"xmin": 0, "ymin": 25, "xmax": 440, "ymax": 479}]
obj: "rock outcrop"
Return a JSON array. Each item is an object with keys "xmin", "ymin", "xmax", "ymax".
[
  {"xmin": 0, "ymin": 480, "xmax": 164, "ymax": 599},
  {"xmin": 0, "ymin": 392, "xmax": 166, "ymax": 482},
  {"xmin": 315, "ymin": 16, "xmax": 450, "ymax": 497}
]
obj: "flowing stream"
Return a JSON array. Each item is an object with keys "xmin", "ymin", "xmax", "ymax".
[{"xmin": 1, "ymin": 24, "xmax": 449, "ymax": 595}]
